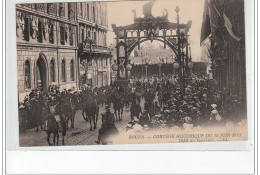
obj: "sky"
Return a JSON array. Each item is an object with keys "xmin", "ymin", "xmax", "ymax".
[{"xmin": 106, "ymin": 0, "xmax": 205, "ymax": 62}]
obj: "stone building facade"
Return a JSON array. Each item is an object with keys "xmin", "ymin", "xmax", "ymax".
[
  {"xmin": 16, "ymin": 2, "xmax": 111, "ymax": 101},
  {"xmin": 76, "ymin": 2, "xmax": 111, "ymax": 88}
]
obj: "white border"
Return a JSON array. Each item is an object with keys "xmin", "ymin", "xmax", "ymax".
[
  {"xmin": 4, "ymin": 0, "xmax": 256, "ymax": 174},
  {"xmin": 6, "ymin": 0, "xmax": 253, "ymax": 152}
]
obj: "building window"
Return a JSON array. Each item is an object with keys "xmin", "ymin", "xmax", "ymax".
[
  {"xmin": 79, "ymin": 2, "xmax": 83, "ymax": 17},
  {"xmin": 94, "ymin": 31, "xmax": 97, "ymax": 44},
  {"xmin": 87, "ymin": 4, "xmax": 89, "ymax": 20},
  {"xmin": 81, "ymin": 29, "xmax": 84, "ymax": 43},
  {"xmin": 93, "ymin": 6, "xmax": 96, "ymax": 22},
  {"xmin": 50, "ymin": 59, "xmax": 55, "ymax": 82},
  {"xmin": 88, "ymin": 30, "xmax": 91, "ymax": 37},
  {"xmin": 97, "ymin": 7, "xmax": 99, "ymax": 24},
  {"xmin": 104, "ymin": 33, "xmax": 107, "ymax": 46},
  {"xmin": 70, "ymin": 60, "xmax": 75, "ymax": 81},
  {"xmin": 24, "ymin": 60, "xmax": 31, "ymax": 89},
  {"xmin": 60, "ymin": 25, "xmax": 65, "ymax": 45},
  {"xmin": 23, "ymin": 16, "xmax": 30, "ymax": 42},
  {"xmin": 61, "ymin": 59, "xmax": 66, "ymax": 82},
  {"xmin": 37, "ymin": 20, "xmax": 43, "ymax": 43},
  {"xmin": 49, "ymin": 23, "xmax": 54, "ymax": 44}
]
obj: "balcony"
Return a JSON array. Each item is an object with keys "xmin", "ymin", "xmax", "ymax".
[
  {"xmin": 79, "ymin": 43, "xmax": 108, "ymax": 55},
  {"xmin": 80, "ymin": 43, "xmax": 108, "ymax": 53}
]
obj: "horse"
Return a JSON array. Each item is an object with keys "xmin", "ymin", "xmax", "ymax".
[
  {"xmin": 82, "ymin": 99, "xmax": 99, "ymax": 131},
  {"xmin": 59, "ymin": 97, "xmax": 76, "ymax": 130},
  {"xmin": 45, "ymin": 106, "xmax": 67, "ymax": 146},
  {"xmin": 113, "ymin": 96, "xmax": 124, "ymax": 122}
]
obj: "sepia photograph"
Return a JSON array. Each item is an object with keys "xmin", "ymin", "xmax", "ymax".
[{"xmin": 16, "ymin": 0, "xmax": 248, "ymax": 146}]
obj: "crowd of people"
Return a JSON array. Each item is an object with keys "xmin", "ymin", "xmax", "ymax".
[
  {"xmin": 18, "ymin": 75, "xmax": 246, "ymax": 144},
  {"xmin": 126, "ymin": 75, "xmax": 246, "ymax": 132}
]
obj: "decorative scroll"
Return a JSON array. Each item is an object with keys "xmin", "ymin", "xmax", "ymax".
[
  {"xmin": 30, "ymin": 15, "xmax": 38, "ymax": 39},
  {"xmin": 48, "ymin": 20, "xmax": 55, "ymax": 44},
  {"xmin": 59, "ymin": 3, "xmax": 65, "ymax": 17},
  {"xmin": 43, "ymin": 18, "xmax": 49, "ymax": 41},
  {"xmin": 16, "ymin": 11, "xmax": 24, "ymax": 38},
  {"xmin": 47, "ymin": 3, "xmax": 55, "ymax": 14},
  {"xmin": 36, "ymin": 3, "xmax": 45, "ymax": 12},
  {"xmin": 65, "ymin": 24, "xmax": 69, "ymax": 43},
  {"xmin": 68, "ymin": 3, "xmax": 75, "ymax": 20},
  {"xmin": 69, "ymin": 26, "xmax": 74, "ymax": 46}
]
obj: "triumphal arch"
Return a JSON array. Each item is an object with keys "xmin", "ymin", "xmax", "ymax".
[{"xmin": 111, "ymin": 0, "xmax": 192, "ymax": 85}]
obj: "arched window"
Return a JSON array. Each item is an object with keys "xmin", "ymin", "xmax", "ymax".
[
  {"xmin": 61, "ymin": 59, "xmax": 66, "ymax": 82},
  {"xmin": 50, "ymin": 59, "xmax": 55, "ymax": 82},
  {"xmin": 24, "ymin": 60, "xmax": 31, "ymax": 89},
  {"xmin": 70, "ymin": 60, "xmax": 75, "ymax": 81}
]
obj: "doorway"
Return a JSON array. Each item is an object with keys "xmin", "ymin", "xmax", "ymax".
[{"xmin": 36, "ymin": 55, "xmax": 48, "ymax": 92}]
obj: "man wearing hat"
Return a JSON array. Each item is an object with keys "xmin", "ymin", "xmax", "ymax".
[{"xmin": 95, "ymin": 105, "xmax": 119, "ymax": 144}]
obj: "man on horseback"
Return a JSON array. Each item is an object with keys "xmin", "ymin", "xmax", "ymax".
[{"xmin": 95, "ymin": 105, "xmax": 119, "ymax": 145}]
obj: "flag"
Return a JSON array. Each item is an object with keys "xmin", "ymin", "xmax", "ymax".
[
  {"xmin": 223, "ymin": 13, "xmax": 241, "ymax": 41},
  {"xmin": 200, "ymin": 0, "xmax": 211, "ymax": 45},
  {"xmin": 209, "ymin": 0, "xmax": 221, "ymax": 34}
]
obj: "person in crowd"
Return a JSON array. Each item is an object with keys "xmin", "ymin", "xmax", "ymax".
[
  {"xmin": 95, "ymin": 105, "xmax": 119, "ymax": 144},
  {"xmin": 130, "ymin": 100, "xmax": 142, "ymax": 120}
]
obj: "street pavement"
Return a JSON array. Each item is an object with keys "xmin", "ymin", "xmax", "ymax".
[{"xmin": 19, "ymin": 100, "xmax": 146, "ymax": 147}]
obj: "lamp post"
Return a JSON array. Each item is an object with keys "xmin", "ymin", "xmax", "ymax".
[{"xmin": 132, "ymin": 61, "xmax": 135, "ymax": 79}]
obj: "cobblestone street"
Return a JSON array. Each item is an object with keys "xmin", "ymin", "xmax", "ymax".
[{"xmin": 19, "ymin": 101, "xmax": 146, "ymax": 147}]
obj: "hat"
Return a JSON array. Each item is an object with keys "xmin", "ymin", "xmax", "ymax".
[
  {"xmin": 160, "ymin": 122, "xmax": 167, "ymax": 127},
  {"xmin": 133, "ymin": 117, "xmax": 139, "ymax": 123},
  {"xmin": 143, "ymin": 125, "xmax": 149, "ymax": 130},
  {"xmin": 126, "ymin": 124, "xmax": 133, "ymax": 128},
  {"xmin": 184, "ymin": 116, "xmax": 192, "ymax": 123},
  {"xmin": 19, "ymin": 104, "xmax": 25, "ymax": 109},
  {"xmin": 211, "ymin": 104, "xmax": 217, "ymax": 108},
  {"xmin": 211, "ymin": 109, "xmax": 218, "ymax": 114}
]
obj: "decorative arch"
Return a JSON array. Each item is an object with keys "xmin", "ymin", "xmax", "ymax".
[
  {"xmin": 127, "ymin": 38, "xmax": 178, "ymax": 58},
  {"xmin": 111, "ymin": 2, "xmax": 192, "ymax": 82}
]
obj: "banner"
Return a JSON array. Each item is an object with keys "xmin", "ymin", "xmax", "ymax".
[
  {"xmin": 223, "ymin": 13, "xmax": 241, "ymax": 41},
  {"xmin": 200, "ymin": 0, "xmax": 211, "ymax": 45}
]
